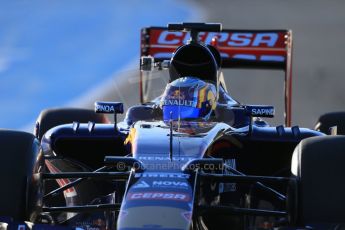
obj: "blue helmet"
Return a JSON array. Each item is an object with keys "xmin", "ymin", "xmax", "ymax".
[{"xmin": 160, "ymin": 77, "xmax": 217, "ymax": 121}]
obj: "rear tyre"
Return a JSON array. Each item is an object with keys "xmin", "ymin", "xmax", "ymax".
[
  {"xmin": 34, "ymin": 108, "xmax": 109, "ymax": 140},
  {"xmin": 291, "ymin": 136, "xmax": 345, "ymax": 225},
  {"xmin": 0, "ymin": 130, "xmax": 41, "ymax": 221},
  {"xmin": 314, "ymin": 111, "xmax": 345, "ymax": 134}
]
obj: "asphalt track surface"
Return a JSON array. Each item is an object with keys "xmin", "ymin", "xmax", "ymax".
[{"xmin": 85, "ymin": 1, "xmax": 345, "ymax": 129}]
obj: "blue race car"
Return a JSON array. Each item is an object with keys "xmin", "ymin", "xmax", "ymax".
[{"xmin": 0, "ymin": 23, "xmax": 344, "ymax": 230}]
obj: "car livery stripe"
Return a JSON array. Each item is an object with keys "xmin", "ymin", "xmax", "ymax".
[{"xmin": 44, "ymin": 160, "xmax": 77, "ymax": 198}]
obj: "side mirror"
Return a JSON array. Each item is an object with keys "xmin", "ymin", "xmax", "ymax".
[
  {"xmin": 140, "ymin": 56, "xmax": 170, "ymax": 71},
  {"xmin": 95, "ymin": 101, "xmax": 124, "ymax": 128},
  {"xmin": 244, "ymin": 105, "xmax": 275, "ymax": 135},
  {"xmin": 140, "ymin": 56, "xmax": 154, "ymax": 71},
  {"xmin": 95, "ymin": 101, "xmax": 124, "ymax": 114},
  {"xmin": 245, "ymin": 105, "xmax": 275, "ymax": 118}
]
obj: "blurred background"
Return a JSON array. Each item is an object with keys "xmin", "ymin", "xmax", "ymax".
[
  {"xmin": 197, "ymin": 0, "xmax": 345, "ymax": 128},
  {"xmin": 0, "ymin": 0, "xmax": 201, "ymax": 130},
  {"xmin": 0, "ymin": 0, "xmax": 344, "ymax": 130}
]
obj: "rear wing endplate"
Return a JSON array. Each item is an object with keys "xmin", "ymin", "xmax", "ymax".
[{"xmin": 140, "ymin": 27, "xmax": 293, "ymax": 126}]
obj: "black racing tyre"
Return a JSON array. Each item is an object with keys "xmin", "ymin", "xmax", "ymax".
[
  {"xmin": 34, "ymin": 108, "xmax": 109, "ymax": 140},
  {"xmin": 314, "ymin": 111, "xmax": 345, "ymax": 135},
  {"xmin": 291, "ymin": 136, "xmax": 345, "ymax": 225},
  {"xmin": 0, "ymin": 130, "xmax": 41, "ymax": 220}
]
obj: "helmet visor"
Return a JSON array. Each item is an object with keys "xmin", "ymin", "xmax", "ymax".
[{"xmin": 163, "ymin": 105, "xmax": 201, "ymax": 121}]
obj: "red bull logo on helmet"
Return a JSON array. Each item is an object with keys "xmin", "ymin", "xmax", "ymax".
[
  {"xmin": 162, "ymin": 86, "xmax": 197, "ymax": 107},
  {"xmin": 168, "ymin": 90, "xmax": 186, "ymax": 100}
]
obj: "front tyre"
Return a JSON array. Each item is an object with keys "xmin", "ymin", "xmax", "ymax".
[
  {"xmin": 291, "ymin": 136, "xmax": 345, "ymax": 225},
  {"xmin": 0, "ymin": 130, "xmax": 42, "ymax": 221}
]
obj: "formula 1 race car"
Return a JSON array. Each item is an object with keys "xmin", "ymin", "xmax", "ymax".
[{"xmin": 1, "ymin": 23, "xmax": 345, "ymax": 230}]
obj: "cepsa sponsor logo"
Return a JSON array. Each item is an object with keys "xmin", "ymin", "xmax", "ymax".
[
  {"xmin": 128, "ymin": 192, "xmax": 190, "ymax": 202},
  {"xmin": 155, "ymin": 30, "xmax": 283, "ymax": 48},
  {"xmin": 135, "ymin": 172, "xmax": 190, "ymax": 179}
]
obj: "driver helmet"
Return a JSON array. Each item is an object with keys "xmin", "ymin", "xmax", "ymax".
[{"xmin": 160, "ymin": 77, "xmax": 217, "ymax": 121}]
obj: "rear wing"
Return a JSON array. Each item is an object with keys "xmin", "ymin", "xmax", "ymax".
[{"xmin": 140, "ymin": 27, "xmax": 293, "ymax": 126}]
